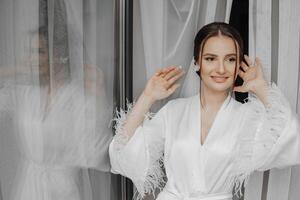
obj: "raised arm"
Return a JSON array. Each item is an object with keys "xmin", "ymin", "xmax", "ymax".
[
  {"xmin": 109, "ymin": 66, "xmax": 184, "ymax": 199},
  {"xmin": 232, "ymin": 56, "xmax": 300, "ymax": 195},
  {"xmin": 119, "ymin": 65, "xmax": 184, "ymax": 140}
]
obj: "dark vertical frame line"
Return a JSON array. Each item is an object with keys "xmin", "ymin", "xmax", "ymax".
[
  {"xmin": 112, "ymin": 0, "xmax": 124, "ymax": 199},
  {"xmin": 124, "ymin": 0, "xmax": 133, "ymax": 200},
  {"xmin": 113, "ymin": 0, "xmax": 119, "ymax": 109},
  {"xmin": 229, "ymin": 0, "xmax": 249, "ymax": 106},
  {"xmin": 229, "ymin": 0, "xmax": 249, "ymax": 199},
  {"xmin": 114, "ymin": 0, "xmax": 134, "ymax": 199},
  {"xmin": 271, "ymin": 0, "xmax": 279, "ymax": 84},
  {"xmin": 114, "ymin": 0, "xmax": 126, "ymax": 200},
  {"xmin": 125, "ymin": 0, "xmax": 133, "ymax": 103},
  {"xmin": 261, "ymin": 170, "xmax": 270, "ymax": 200}
]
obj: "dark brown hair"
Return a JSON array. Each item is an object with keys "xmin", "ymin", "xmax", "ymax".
[{"xmin": 193, "ymin": 22, "xmax": 244, "ymax": 81}]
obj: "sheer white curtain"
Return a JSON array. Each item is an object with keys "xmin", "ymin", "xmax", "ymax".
[
  {"xmin": 246, "ymin": 0, "xmax": 300, "ymax": 199},
  {"xmin": 134, "ymin": 0, "xmax": 232, "ymax": 107},
  {"xmin": 0, "ymin": 0, "xmax": 115, "ymax": 200},
  {"xmin": 133, "ymin": 0, "xmax": 232, "ymax": 199}
]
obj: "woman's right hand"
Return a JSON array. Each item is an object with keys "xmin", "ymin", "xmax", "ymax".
[
  {"xmin": 143, "ymin": 66, "xmax": 185, "ymax": 101},
  {"xmin": 117, "ymin": 66, "xmax": 184, "ymax": 139}
]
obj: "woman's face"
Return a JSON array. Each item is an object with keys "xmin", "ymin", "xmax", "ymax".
[
  {"xmin": 30, "ymin": 33, "xmax": 50, "ymax": 80},
  {"xmin": 197, "ymin": 35, "xmax": 239, "ymax": 93}
]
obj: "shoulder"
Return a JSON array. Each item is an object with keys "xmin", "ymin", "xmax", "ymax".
[
  {"xmin": 229, "ymin": 96, "xmax": 259, "ymax": 123},
  {"xmin": 227, "ymin": 96, "xmax": 248, "ymax": 115},
  {"xmin": 230, "ymin": 97, "xmax": 244, "ymax": 109}
]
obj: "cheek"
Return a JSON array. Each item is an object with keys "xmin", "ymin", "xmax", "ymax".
[
  {"xmin": 200, "ymin": 61, "xmax": 215, "ymax": 74},
  {"xmin": 226, "ymin": 62, "xmax": 238, "ymax": 74}
]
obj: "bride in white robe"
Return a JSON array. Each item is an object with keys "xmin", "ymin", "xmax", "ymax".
[{"xmin": 109, "ymin": 22, "xmax": 300, "ymax": 200}]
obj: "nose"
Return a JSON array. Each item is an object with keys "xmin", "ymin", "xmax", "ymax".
[{"xmin": 216, "ymin": 60, "xmax": 225, "ymax": 74}]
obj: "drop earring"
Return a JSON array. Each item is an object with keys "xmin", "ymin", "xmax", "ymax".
[{"xmin": 193, "ymin": 64, "xmax": 200, "ymax": 72}]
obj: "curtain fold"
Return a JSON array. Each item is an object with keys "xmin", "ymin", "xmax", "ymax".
[
  {"xmin": 134, "ymin": 1, "xmax": 232, "ymax": 199},
  {"xmin": 138, "ymin": 0, "xmax": 232, "ymax": 107},
  {"xmin": 0, "ymin": 0, "xmax": 115, "ymax": 199},
  {"xmin": 247, "ymin": 0, "xmax": 300, "ymax": 199}
]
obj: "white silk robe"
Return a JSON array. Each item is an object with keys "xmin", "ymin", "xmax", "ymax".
[
  {"xmin": 109, "ymin": 83, "xmax": 300, "ymax": 200},
  {"xmin": 0, "ymin": 83, "xmax": 112, "ymax": 200}
]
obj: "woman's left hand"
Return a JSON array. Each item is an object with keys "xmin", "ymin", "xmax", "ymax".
[{"xmin": 233, "ymin": 55, "xmax": 269, "ymax": 95}]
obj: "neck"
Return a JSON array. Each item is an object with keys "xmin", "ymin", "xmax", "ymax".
[{"xmin": 200, "ymin": 84, "xmax": 229, "ymax": 109}]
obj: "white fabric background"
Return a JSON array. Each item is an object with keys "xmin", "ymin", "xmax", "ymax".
[
  {"xmin": 246, "ymin": 0, "xmax": 300, "ymax": 200},
  {"xmin": 133, "ymin": 0, "xmax": 233, "ymax": 199},
  {"xmin": 0, "ymin": 0, "xmax": 115, "ymax": 200},
  {"xmin": 134, "ymin": 0, "xmax": 300, "ymax": 200},
  {"xmin": 133, "ymin": 0, "xmax": 232, "ymax": 110}
]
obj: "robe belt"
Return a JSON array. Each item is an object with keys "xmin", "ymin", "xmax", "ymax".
[{"xmin": 163, "ymin": 189, "xmax": 232, "ymax": 200}]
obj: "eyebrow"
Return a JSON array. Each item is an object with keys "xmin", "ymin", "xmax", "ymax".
[{"xmin": 203, "ymin": 53, "xmax": 237, "ymax": 57}]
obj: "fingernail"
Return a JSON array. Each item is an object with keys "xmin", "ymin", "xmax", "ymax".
[{"xmin": 178, "ymin": 65, "xmax": 182, "ymax": 69}]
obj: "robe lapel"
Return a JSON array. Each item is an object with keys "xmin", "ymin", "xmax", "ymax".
[{"xmin": 194, "ymin": 93, "xmax": 232, "ymax": 149}]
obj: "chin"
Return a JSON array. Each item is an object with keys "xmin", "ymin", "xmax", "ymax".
[
  {"xmin": 202, "ymin": 77, "xmax": 233, "ymax": 93},
  {"xmin": 210, "ymin": 85, "xmax": 231, "ymax": 93}
]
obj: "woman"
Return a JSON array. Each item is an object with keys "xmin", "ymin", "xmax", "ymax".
[
  {"xmin": 109, "ymin": 22, "xmax": 300, "ymax": 200},
  {"xmin": 0, "ymin": 27, "xmax": 112, "ymax": 200}
]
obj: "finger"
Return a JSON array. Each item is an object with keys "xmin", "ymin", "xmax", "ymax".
[
  {"xmin": 164, "ymin": 67, "xmax": 183, "ymax": 80},
  {"xmin": 166, "ymin": 70, "xmax": 185, "ymax": 86},
  {"xmin": 164, "ymin": 67, "xmax": 182, "ymax": 80},
  {"xmin": 161, "ymin": 66, "xmax": 177, "ymax": 77},
  {"xmin": 155, "ymin": 66, "xmax": 175, "ymax": 77},
  {"xmin": 244, "ymin": 55, "xmax": 253, "ymax": 67},
  {"xmin": 241, "ymin": 62, "xmax": 249, "ymax": 72},
  {"xmin": 155, "ymin": 69, "xmax": 164, "ymax": 76},
  {"xmin": 255, "ymin": 57, "xmax": 262, "ymax": 68},
  {"xmin": 238, "ymin": 70, "xmax": 245, "ymax": 79},
  {"xmin": 233, "ymin": 86, "xmax": 247, "ymax": 93},
  {"xmin": 254, "ymin": 57, "xmax": 265, "ymax": 75},
  {"xmin": 167, "ymin": 83, "xmax": 180, "ymax": 96},
  {"xmin": 154, "ymin": 66, "xmax": 173, "ymax": 76}
]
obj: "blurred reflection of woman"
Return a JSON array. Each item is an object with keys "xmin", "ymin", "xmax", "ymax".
[
  {"xmin": 109, "ymin": 22, "xmax": 300, "ymax": 200},
  {"xmin": 0, "ymin": 26, "xmax": 112, "ymax": 200}
]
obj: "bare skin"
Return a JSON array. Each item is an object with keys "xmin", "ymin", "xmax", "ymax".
[
  {"xmin": 121, "ymin": 35, "xmax": 269, "ymax": 144},
  {"xmin": 197, "ymin": 35, "xmax": 268, "ymax": 145},
  {"xmin": 121, "ymin": 66, "xmax": 185, "ymax": 139},
  {"xmin": 198, "ymin": 35, "xmax": 238, "ymax": 144}
]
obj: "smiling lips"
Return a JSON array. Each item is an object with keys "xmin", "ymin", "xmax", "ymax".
[{"xmin": 211, "ymin": 76, "xmax": 229, "ymax": 83}]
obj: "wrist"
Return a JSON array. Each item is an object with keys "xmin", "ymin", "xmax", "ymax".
[
  {"xmin": 251, "ymin": 80, "xmax": 269, "ymax": 105},
  {"xmin": 141, "ymin": 91, "xmax": 157, "ymax": 105},
  {"xmin": 251, "ymin": 80, "xmax": 269, "ymax": 95}
]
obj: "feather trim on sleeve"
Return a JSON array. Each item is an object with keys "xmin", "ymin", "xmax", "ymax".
[
  {"xmin": 232, "ymin": 82, "xmax": 292, "ymax": 197},
  {"xmin": 133, "ymin": 132, "xmax": 166, "ymax": 200},
  {"xmin": 110, "ymin": 100, "xmax": 167, "ymax": 200}
]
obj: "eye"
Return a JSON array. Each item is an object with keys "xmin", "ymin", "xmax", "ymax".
[
  {"xmin": 204, "ymin": 57, "xmax": 215, "ymax": 61},
  {"xmin": 227, "ymin": 57, "xmax": 236, "ymax": 62}
]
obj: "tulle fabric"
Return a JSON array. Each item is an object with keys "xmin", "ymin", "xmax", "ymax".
[
  {"xmin": 109, "ymin": 101, "xmax": 169, "ymax": 200},
  {"xmin": 232, "ymin": 83, "xmax": 294, "ymax": 196},
  {"xmin": 0, "ymin": 0, "xmax": 115, "ymax": 199},
  {"xmin": 109, "ymin": 82, "xmax": 300, "ymax": 199},
  {"xmin": 0, "ymin": 82, "xmax": 112, "ymax": 200}
]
